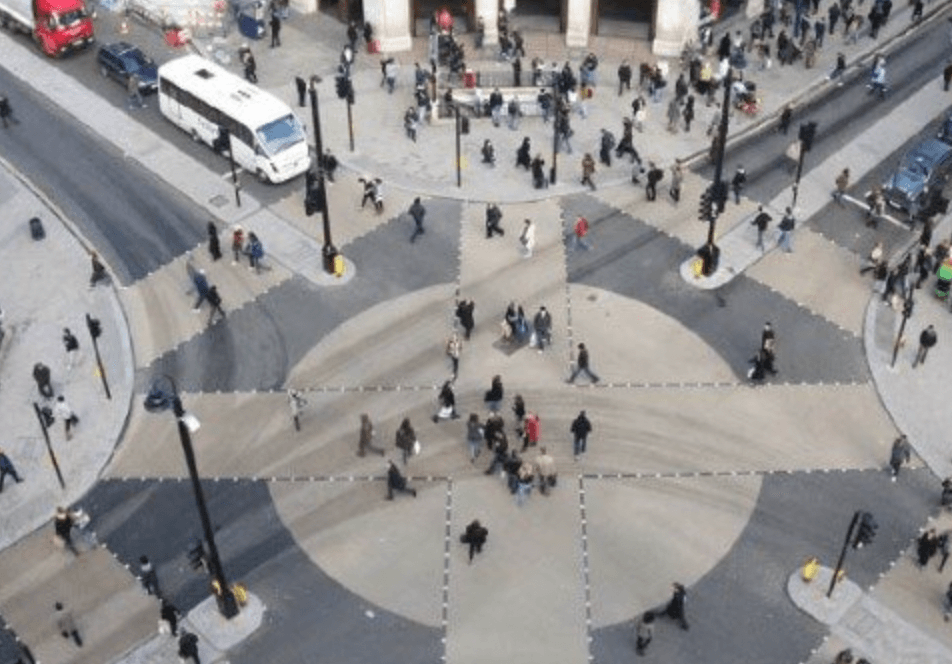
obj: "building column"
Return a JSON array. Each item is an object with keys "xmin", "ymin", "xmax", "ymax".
[
  {"xmin": 564, "ymin": 0, "xmax": 590, "ymax": 48},
  {"xmin": 475, "ymin": 0, "xmax": 498, "ymax": 46},
  {"xmin": 652, "ymin": 0, "xmax": 698, "ymax": 57},
  {"xmin": 289, "ymin": 0, "xmax": 316, "ymax": 14},
  {"xmin": 364, "ymin": 0, "xmax": 413, "ymax": 52}
]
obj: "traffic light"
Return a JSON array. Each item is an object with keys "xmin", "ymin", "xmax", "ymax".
[
  {"xmin": 335, "ymin": 75, "xmax": 349, "ymax": 100},
  {"xmin": 799, "ymin": 121, "xmax": 818, "ymax": 152},
  {"xmin": 212, "ymin": 127, "xmax": 230, "ymax": 155},
  {"xmin": 85, "ymin": 313, "xmax": 101, "ymax": 339},
  {"xmin": 304, "ymin": 172, "xmax": 324, "ymax": 216},
  {"xmin": 698, "ymin": 186, "xmax": 713, "ymax": 221},
  {"xmin": 853, "ymin": 511, "xmax": 878, "ymax": 549},
  {"xmin": 712, "ymin": 179, "xmax": 728, "ymax": 215},
  {"xmin": 188, "ymin": 539, "xmax": 206, "ymax": 571}
]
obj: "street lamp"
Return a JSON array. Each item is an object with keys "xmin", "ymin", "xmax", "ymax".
[
  {"xmin": 307, "ymin": 75, "xmax": 340, "ymax": 275},
  {"xmin": 143, "ymin": 376, "xmax": 239, "ymax": 619},
  {"xmin": 549, "ymin": 81, "xmax": 559, "ymax": 185},
  {"xmin": 791, "ymin": 121, "xmax": 818, "ymax": 209}
]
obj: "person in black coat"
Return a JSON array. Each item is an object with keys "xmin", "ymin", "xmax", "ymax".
[
  {"xmin": 516, "ymin": 137, "xmax": 532, "ymax": 170},
  {"xmin": 665, "ymin": 582, "xmax": 689, "ymax": 630},
  {"xmin": 206, "ymin": 222, "xmax": 222, "ymax": 261},
  {"xmin": 387, "ymin": 461, "xmax": 417, "ymax": 499},
  {"xmin": 460, "ymin": 519, "xmax": 488, "ymax": 562},
  {"xmin": 456, "ymin": 299, "xmax": 475, "ymax": 339}
]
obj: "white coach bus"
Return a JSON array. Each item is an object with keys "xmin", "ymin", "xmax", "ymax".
[{"xmin": 157, "ymin": 54, "xmax": 310, "ymax": 184}]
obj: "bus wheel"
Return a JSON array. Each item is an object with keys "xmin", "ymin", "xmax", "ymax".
[
  {"xmin": 256, "ymin": 168, "xmax": 270, "ymax": 184},
  {"xmin": 191, "ymin": 129, "xmax": 201, "ymax": 143}
]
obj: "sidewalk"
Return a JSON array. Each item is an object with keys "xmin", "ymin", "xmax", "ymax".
[
  {"xmin": 0, "ymin": 0, "xmax": 950, "ymax": 662},
  {"xmin": 0, "ymin": 155, "xmax": 134, "ymax": 550}
]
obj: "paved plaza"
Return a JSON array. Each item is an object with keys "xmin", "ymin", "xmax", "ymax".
[{"xmin": 2, "ymin": 1, "xmax": 952, "ymax": 663}]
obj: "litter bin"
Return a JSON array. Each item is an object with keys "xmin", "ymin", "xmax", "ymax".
[{"xmin": 464, "ymin": 69, "xmax": 476, "ymax": 88}]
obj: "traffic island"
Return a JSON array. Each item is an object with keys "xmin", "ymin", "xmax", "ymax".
[{"xmin": 786, "ymin": 565, "xmax": 862, "ymax": 626}]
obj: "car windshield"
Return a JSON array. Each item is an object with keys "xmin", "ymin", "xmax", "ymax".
[
  {"xmin": 56, "ymin": 7, "xmax": 88, "ymax": 26},
  {"xmin": 256, "ymin": 114, "xmax": 305, "ymax": 156},
  {"xmin": 901, "ymin": 157, "xmax": 929, "ymax": 178},
  {"xmin": 120, "ymin": 50, "xmax": 154, "ymax": 73}
]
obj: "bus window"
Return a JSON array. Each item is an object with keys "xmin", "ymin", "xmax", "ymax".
[{"xmin": 256, "ymin": 114, "xmax": 305, "ymax": 156}]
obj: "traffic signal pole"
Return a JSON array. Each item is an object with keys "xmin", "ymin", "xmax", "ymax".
[
  {"xmin": 308, "ymin": 76, "xmax": 339, "ymax": 275},
  {"xmin": 828, "ymin": 511, "xmax": 861, "ymax": 598},
  {"xmin": 85, "ymin": 313, "xmax": 111, "ymax": 400}
]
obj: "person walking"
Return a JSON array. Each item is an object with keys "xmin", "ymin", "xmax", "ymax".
[
  {"xmin": 33, "ymin": 361, "xmax": 54, "ymax": 399},
  {"xmin": 516, "ymin": 137, "xmax": 532, "ymax": 170},
  {"xmin": 358, "ymin": 413, "xmax": 386, "ymax": 457},
  {"xmin": 634, "ymin": 611, "xmax": 655, "ymax": 656},
  {"xmin": 408, "ymin": 197, "xmax": 426, "ymax": 243},
  {"xmin": 460, "ymin": 519, "xmax": 488, "ymax": 563},
  {"xmin": 432, "ymin": 380, "xmax": 460, "ymax": 422},
  {"xmin": 54, "ymin": 395, "xmax": 79, "ymax": 440},
  {"xmin": 571, "ymin": 216, "xmax": 591, "ymax": 251},
  {"xmin": 533, "ymin": 306, "xmax": 552, "ymax": 351},
  {"xmin": 913, "ymin": 324, "xmax": 937, "ymax": 368},
  {"xmin": 54, "ymin": 507, "xmax": 78, "ymax": 555},
  {"xmin": 206, "ymin": 285, "xmax": 225, "ymax": 325},
  {"xmin": 62, "ymin": 327, "xmax": 79, "ymax": 371},
  {"xmin": 485, "ymin": 204, "xmax": 504, "ymax": 238},
  {"xmin": 777, "ymin": 207, "xmax": 796, "ymax": 253},
  {"xmin": 779, "ymin": 104, "xmax": 792, "ymax": 135},
  {"xmin": 139, "ymin": 555, "xmax": 161, "ymax": 596},
  {"xmin": 0, "ymin": 95, "xmax": 14, "ymax": 128},
  {"xmin": 269, "ymin": 12, "xmax": 281, "ymax": 47},
  {"xmin": 395, "ymin": 418, "xmax": 417, "ymax": 464},
  {"xmin": 751, "ymin": 205, "xmax": 772, "ymax": 251},
  {"xmin": 207, "ymin": 221, "xmax": 222, "ymax": 261},
  {"xmin": 0, "ymin": 449, "xmax": 23, "ymax": 492},
  {"xmin": 246, "ymin": 232, "xmax": 265, "ymax": 273},
  {"xmin": 917, "ymin": 528, "xmax": 939, "ymax": 567},
  {"xmin": 160, "ymin": 599, "xmax": 180, "ymax": 636},
  {"xmin": 888, "ymin": 435, "xmax": 912, "ymax": 481},
  {"xmin": 731, "ymin": 165, "xmax": 747, "ymax": 204},
  {"xmin": 519, "ymin": 219, "xmax": 536, "ymax": 258},
  {"xmin": 483, "ymin": 375, "xmax": 504, "ymax": 411},
  {"xmin": 580, "ymin": 153, "xmax": 596, "ymax": 190},
  {"xmin": 521, "ymin": 412, "xmax": 540, "ymax": 451},
  {"xmin": 645, "ymin": 162, "xmax": 664, "ymax": 201},
  {"xmin": 455, "ymin": 299, "xmax": 475, "ymax": 340},
  {"xmin": 568, "ymin": 342, "xmax": 600, "ymax": 384},
  {"xmin": 386, "ymin": 460, "xmax": 417, "ymax": 500},
  {"xmin": 617, "ymin": 59, "xmax": 632, "ymax": 96},
  {"xmin": 669, "ymin": 160, "xmax": 683, "ymax": 203},
  {"xmin": 191, "ymin": 269, "xmax": 210, "ymax": 311},
  {"xmin": 570, "ymin": 410, "xmax": 592, "ymax": 459},
  {"xmin": 465, "ymin": 413, "xmax": 483, "ymax": 463},
  {"xmin": 127, "ymin": 73, "xmax": 144, "ymax": 109},
  {"xmin": 294, "ymin": 76, "xmax": 307, "ymax": 107},
  {"xmin": 55, "ymin": 602, "xmax": 82, "ymax": 647},
  {"xmin": 231, "ymin": 225, "xmax": 245, "ymax": 264},
  {"xmin": 89, "ymin": 251, "xmax": 109, "ymax": 287},
  {"xmin": 446, "ymin": 331, "xmax": 462, "ymax": 379},
  {"xmin": 943, "ymin": 581, "xmax": 952, "ymax": 621},
  {"xmin": 682, "ymin": 95, "xmax": 695, "ymax": 132},
  {"xmin": 534, "ymin": 446, "xmax": 556, "ymax": 494},
  {"xmin": 178, "ymin": 630, "xmax": 201, "ymax": 664},
  {"xmin": 665, "ymin": 582, "xmax": 690, "ymax": 630},
  {"xmin": 833, "ymin": 168, "xmax": 850, "ymax": 204}
]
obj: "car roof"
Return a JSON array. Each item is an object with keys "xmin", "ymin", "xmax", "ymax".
[{"xmin": 102, "ymin": 42, "xmax": 141, "ymax": 56}]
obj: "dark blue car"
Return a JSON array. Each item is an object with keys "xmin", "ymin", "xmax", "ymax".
[{"xmin": 97, "ymin": 42, "xmax": 158, "ymax": 93}]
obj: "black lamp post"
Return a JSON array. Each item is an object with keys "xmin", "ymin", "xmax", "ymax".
[
  {"xmin": 307, "ymin": 75, "xmax": 339, "ymax": 275},
  {"xmin": 696, "ymin": 66, "xmax": 733, "ymax": 276},
  {"xmin": 144, "ymin": 376, "xmax": 239, "ymax": 619},
  {"xmin": 791, "ymin": 121, "xmax": 818, "ymax": 209},
  {"xmin": 549, "ymin": 81, "xmax": 559, "ymax": 185},
  {"xmin": 454, "ymin": 103, "xmax": 462, "ymax": 187}
]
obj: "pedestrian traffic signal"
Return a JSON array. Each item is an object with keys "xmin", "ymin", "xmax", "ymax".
[
  {"xmin": 335, "ymin": 75, "xmax": 350, "ymax": 100},
  {"xmin": 799, "ymin": 121, "xmax": 818, "ymax": 152},
  {"xmin": 85, "ymin": 313, "xmax": 102, "ymax": 339},
  {"xmin": 212, "ymin": 127, "xmax": 230, "ymax": 155},
  {"xmin": 698, "ymin": 186, "xmax": 713, "ymax": 221},
  {"xmin": 187, "ymin": 540, "xmax": 206, "ymax": 571},
  {"xmin": 712, "ymin": 179, "xmax": 729, "ymax": 214},
  {"xmin": 304, "ymin": 174, "xmax": 324, "ymax": 216},
  {"xmin": 853, "ymin": 511, "xmax": 878, "ymax": 549}
]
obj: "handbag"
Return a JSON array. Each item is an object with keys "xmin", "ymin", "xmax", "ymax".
[{"xmin": 412, "ymin": 440, "xmax": 421, "ymax": 455}]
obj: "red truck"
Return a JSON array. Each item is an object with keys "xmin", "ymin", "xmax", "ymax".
[{"xmin": 0, "ymin": 0, "xmax": 95, "ymax": 56}]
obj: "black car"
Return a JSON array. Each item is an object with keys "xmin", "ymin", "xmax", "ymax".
[{"xmin": 96, "ymin": 42, "xmax": 158, "ymax": 93}]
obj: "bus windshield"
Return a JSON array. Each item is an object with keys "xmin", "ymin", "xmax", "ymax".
[{"xmin": 256, "ymin": 114, "xmax": 305, "ymax": 156}]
